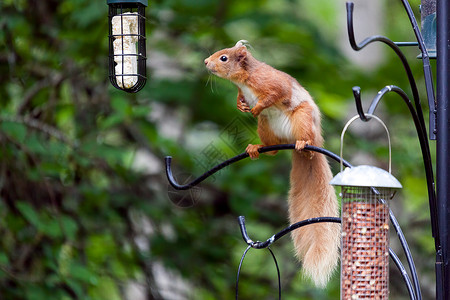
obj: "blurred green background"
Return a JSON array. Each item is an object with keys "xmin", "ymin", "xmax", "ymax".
[{"xmin": 0, "ymin": 0, "xmax": 436, "ymax": 299}]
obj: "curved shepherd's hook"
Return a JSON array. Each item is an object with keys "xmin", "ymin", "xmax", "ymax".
[
  {"xmin": 346, "ymin": 2, "xmax": 421, "ymax": 109},
  {"xmin": 165, "ymin": 144, "xmax": 349, "ymax": 190}
]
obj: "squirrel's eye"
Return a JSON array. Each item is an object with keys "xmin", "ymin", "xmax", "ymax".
[{"xmin": 220, "ymin": 55, "xmax": 228, "ymax": 62}]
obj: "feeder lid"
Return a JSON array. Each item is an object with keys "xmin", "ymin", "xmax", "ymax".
[
  {"xmin": 107, "ymin": 0, "xmax": 148, "ymax": 6},
  {"xmin": 330, "ymin": 165, "xmax": 402, "ymax": 189}
]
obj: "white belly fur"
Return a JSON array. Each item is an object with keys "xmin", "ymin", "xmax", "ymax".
[
  {"xmin": 264, "ymin": 107, "xmax": 293, "ymax": 141},
  {"xmin": 238, "ymin": 84, "xmax": 259, "ymax": 107},
  {"xmin": 237, "ymin": 84, "xmax": 293, "ymax": 141}
]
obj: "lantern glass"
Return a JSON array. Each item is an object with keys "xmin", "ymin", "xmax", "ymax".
[
  {"xmin": 340, "ymin": 186, "xmax": 393, "ymax": 300},
  {"xmin": 108, "ymin": 0, "xmax": 147, "ymax": 92},
  {"xmin": 421, "ymin": 0, "xmax": 436, "ymax": 57}
]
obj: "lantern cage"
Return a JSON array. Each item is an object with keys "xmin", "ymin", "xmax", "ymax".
[
  {"xmin": 331, "ymin": 165, "xmax": 402, "ymax": 300},
  {"xmin": 108, "ymin": 0, "xmax": 147, "ymax": 93}
]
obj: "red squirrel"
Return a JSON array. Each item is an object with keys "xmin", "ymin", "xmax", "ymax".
[{"xmin": 204, "ymin": 40, "xmax": 339, "ymax": 287}]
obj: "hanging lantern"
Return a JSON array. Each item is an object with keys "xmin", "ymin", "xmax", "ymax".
[
  {"xmin": 331, "ymin": 114, "xmax": 402, "ymax": 300},
  {"xmin": 108, "ymin": 0, "xmax": 147, "ymax": 93}
]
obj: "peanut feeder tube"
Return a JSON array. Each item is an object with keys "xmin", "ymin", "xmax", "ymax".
[{"xmin": 331, "ymin": 165, "xmax": 402, "ymax": 300}]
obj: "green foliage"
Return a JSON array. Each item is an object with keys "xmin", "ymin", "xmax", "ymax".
[{"xmin": 0, "ymin": 0, "xmax": 435, "ymax": 299}]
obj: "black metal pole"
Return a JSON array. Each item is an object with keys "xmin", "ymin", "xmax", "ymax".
[{"xmin": 436, "ymin": 0, "xmax": 450, "ymax": 298}]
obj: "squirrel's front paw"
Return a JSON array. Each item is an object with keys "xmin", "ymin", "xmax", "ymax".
[
  {"xmin": 237, "ymin": 98, "xmax": 251, "ymax": 113},
  {"xmin": 250, "ymin": 106, "xmax": 262, "ymax": 117},
  {"xmin": 295, "ymin": 140, "xmax": 314, "ymax": 159},
  {"xmin": 246, "ymin": 144, "xmax": 262, "ymax": 160}
]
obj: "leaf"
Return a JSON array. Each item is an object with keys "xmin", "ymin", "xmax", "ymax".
[
  {"xmin": 61, "ymin": 216, "xmax": 78, "ymax": 241},
  {"xmin": 98, "ymin": 114, "xmax": 124, "ymax": 130},
  {"xmin": 40, "ymin": 218, "xmax": 63, "ymax": 238},
  {"xmin": 70, "ymin": 264, "xmax": 98, "ymax": 285},
  {"xmin": 64, "ymin": 278, "xmax": 85, "ymax": 298},
  {"xmin": 25, "ymin": 284, "xmax": 49, "ymax": 300},
  {"xmin": 24, "ymin": 133, "xmax": 47, "ymax": 155},
  {"xmin": 58, "ymin": 243, "xmax": 73, "ymax": 277},
  {"xmin": 131, "ymin": 105, "xmax": 151, "ymax": 118},
  {"xmin": 0, "ymin": 252, "xmax": 9, "ymax": 265},
  {"xmin": 86, "ymin": 234, "xmax": 116, "ymax": 265},
  {"xmin": 88, "ymin": 276, "xmax": 121, "ymax": 300},
  {"xmin": 16, "ymin": 202, "xmax": 41, "ymax": 228},
  {"xmin": 0, "ymin": 121, "xmax": 27, "ymax": 143},
  {"xmin": 111, "ymin": 97, "xmax": 131, "ymax": 117}
]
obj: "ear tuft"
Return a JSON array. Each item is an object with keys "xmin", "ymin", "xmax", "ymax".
[{"xmin": 235, "ymin": 40, "xmax": 250, "ymax": 48}]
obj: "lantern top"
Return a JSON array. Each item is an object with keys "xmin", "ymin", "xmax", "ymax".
[
  {"xmin": 107, "ymin": 0, "xmax": 148, "ymax": 6},
  {"xmin": 330, "ymin": 165, "xmax": 402, "ymax": 189}
]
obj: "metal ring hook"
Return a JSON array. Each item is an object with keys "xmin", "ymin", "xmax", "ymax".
[
  {"xmin": 235, "ymin": 245, "xmax": 281, "ymax": 300},
  {"xmin": 340, "ymin": 114, "xmax": 392, "ymax": 173},
  {"xmin": 352, "ymin": 86, "xmax": 369, "ymax": 122}
]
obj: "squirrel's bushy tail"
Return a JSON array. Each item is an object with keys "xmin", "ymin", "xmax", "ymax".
[{"xmin": 288, "ymin": 151, "xmax": 340, "ymax": 288}]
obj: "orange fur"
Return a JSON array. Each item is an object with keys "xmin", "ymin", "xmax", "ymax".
[{"xmin": 205, "ymin": 41, "xmax": 340, "ymax": 287}]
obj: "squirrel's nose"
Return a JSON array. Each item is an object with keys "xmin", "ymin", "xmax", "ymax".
[{"xmin": 204, "ymin": 59, "xmax": 208, "ymax": 66}]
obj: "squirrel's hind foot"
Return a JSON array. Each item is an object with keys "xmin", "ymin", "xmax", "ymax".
[
  {"xmin": 295, "ymin": 140, "xmax": 314, "ymax": 159},
  {"xmin": 246, "ymin": 144, "xmax": 263, "ymax": 160}
]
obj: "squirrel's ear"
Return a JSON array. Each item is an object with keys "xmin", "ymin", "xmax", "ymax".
[{"xmin": 236, "ymin": 46, "xmax": 247, "ymax": 62}]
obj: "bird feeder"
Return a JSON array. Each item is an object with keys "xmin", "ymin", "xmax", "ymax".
[
  {"xmin": 108, "ymin": 0, "xmax": 147, "ymax": 93},
  {"xmin": 330, "ymin": 114, "xmax": 402, "ymax": 300},
  {"xmin": 331, "ymin": 166, "xmax": 402, "ymax": 300}
]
